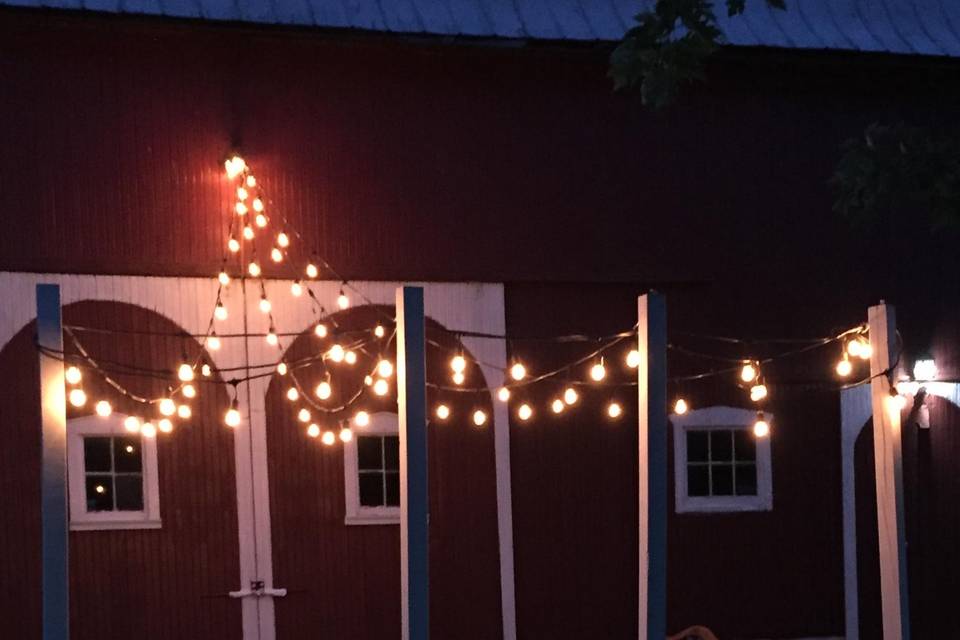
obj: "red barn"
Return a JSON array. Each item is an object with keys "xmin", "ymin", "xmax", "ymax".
[{"xmin": 0, "ymin": 1, "xmax": 959, "ymax": 638}]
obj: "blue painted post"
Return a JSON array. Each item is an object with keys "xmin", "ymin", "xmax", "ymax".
[
  {"xmin": 37, "ymin": 284, "xmax": 68, "ymax": 640},
  {"xmin": 396, "ymin": 286, "xmax": 428, "ymax": 640},
  {"xmin": 638, "ymin": 293, "xmax": 666, "ymax": 640}
]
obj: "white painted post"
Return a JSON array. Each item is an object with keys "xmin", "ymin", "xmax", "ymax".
[
  {"xmin": 37, "ymin": 284, "xmax": 69, "ymax": 640},
  {"xmin": 638, "ymin": 293, "xmax": 667, "ymax": 640},
  {"xmin": 868, "ymin": 302, "xmax": 911, "ymax": 640},
  {"xmin": 841, "ymin": 384, "xmax": 873, "ymax": 640},
  {"xmin": 397, "ymin": 286, "xmax": 428, "ymax": 640}
]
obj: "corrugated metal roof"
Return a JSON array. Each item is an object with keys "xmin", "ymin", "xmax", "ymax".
[{"xmin": 3, "ymin": 0, "xmax": 960, "ymax": 57}]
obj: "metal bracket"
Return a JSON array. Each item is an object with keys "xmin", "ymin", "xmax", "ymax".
[{"xmin": 229, "ymin": 580, "xmax": 288, "ymax": 599}]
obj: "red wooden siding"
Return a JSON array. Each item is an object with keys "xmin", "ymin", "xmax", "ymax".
[
  {"xmin": 265, "ymin": 305, "xmax": 502, "ymax": 639},
  {"xmin": 0, "ymin": 300, "xmax": 241, "ymax": 639}
]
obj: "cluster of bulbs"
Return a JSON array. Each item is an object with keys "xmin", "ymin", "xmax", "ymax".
[{"xmin": 835, "ymin": 334, "xmax": 873, "ymax": 377}]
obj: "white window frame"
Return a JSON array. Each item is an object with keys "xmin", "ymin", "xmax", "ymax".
[
  {"xmin": 671, "ymin": 406, "xmax": 773, "ymax": 514},
  {"xmin": 343, "ymin": 411, "xmax": 400, "ymax": 526},
  {"xmin": 67, "ymin": 414, "xmax": 161, "ymax": 530}
]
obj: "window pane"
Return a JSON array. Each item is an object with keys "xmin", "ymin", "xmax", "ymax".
[
  {"xmin": 733, "ymin": 429, "xmax": 756, "ymax": 462},
  {"xmin": 85, "ymin": 475, "xmax": 113, "ymax": 511},
  {"xmin": 712, "ymin": 464, "xmax": 734, "ymax": 495},
  {"xmin": 84, "ymin": 437, "xmax": 112, "ymax": 473},
  {"xmin": 686, "ymin": 431, "xmax": 709, "ymax": 462},
  {"xmin": 384, "ymin": 436, "xmax": 399, "ymax": 471},
  {"xmin": 114, "ymin": 437, "xmax": 143, "ymax": 473},
  {"xmin": 114, "ymin": 475, "xmax": 144, "ymax": 511},
  {"xmin": 357, "ymin": 437, "xmax": 383, "ymax": 471},
  {"xmin": 710, "ymin": 430, "xmax": 733, "ymax": 462},
  {"xmin": 359, "ymin": 472, "xmax": 384, "ymax": 506},
  {"xmin": 385, "ymin": 471, "xmax": 400, "ymax": 506},
  {"xmin": 687, "ymin": 465, "xmax": 709, "ymax": 497},
  {"xmin": 735, "ymin": 463, "xmax": 758, "ymax": 496}
]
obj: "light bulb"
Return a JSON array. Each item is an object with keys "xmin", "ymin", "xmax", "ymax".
[
  {"xmin": 255, "ymin": 214, "xmax": 268, "ymax": 228},
  {"xmin": 208, "ymin": 334, "xmax": 221, "ymax": 351},
  {"xmin": 124, "ymin": 416, "xmax": 141, "ymax": 433},
  {"xmin": 607, "ymin": 401, "xmax": 622, "ymax": 419},
  {"xmin": 177, "ymin": 404, "xmax": 191, "ymax": 419},
  {"xmin": 378, "ymin": 359, "xmax": 394, "ymax": 378},
  {"xmin": 158, "ymin": 398, "xmax": 176, "ymax": 416},
  {"xmin": 201, "ymin": 364, "xmax": 212, "ymax": 377},
  {"xmin": 242, "ymin": 225, "xmax": 254, "ymax": 240},
  {"xmin": 339, "ymin": 428, "xmax": 353, "ymax": 443},
  {"xmin": 315, "ymin": 381, "xmax": 332, "ymax": 400},
  {"xmin": 228, "ymin": 237, "xmax": 240, "ymax": 253},
  {"xmin": 287, "ymin": 386, "xmax": 300, "ymax": 401},
  {"xmin": 551, "ymin": 399, "xmax": 564, "ymax": 414},
  {"xmin": 344, "ymin": 350, "xmax": 357, "ymax": 365},
  {"xmin": 298, "ymin": 408, "xmax": 311, "ymax": 423},
  {"xmin": 183, "ymin": 383, "xmax": 197, "ymax": 398},
  {"xmin": 141, "ymin": 422, "xmax": 157, "ymax": 438},
  {"xmin": 563, "ymin": 387, "xmax": 578, "ymax": 405},
  {"xmin": 215, "ymin": 303, "xmax": 228, "ymax": 321},
  {"xmin": 436, "ymin": 404, "xmax": 450, "ymax": 420},
  {"xmin": 225, "ymin": 155, "xmax": 246, "ymax": 178},
  {"xmin": 364, "ymin": 375, "xmax": 374, "ymax": 386},
  {"xmin": 374, "ymin": 379, "xmax": 389, "ymax": 396},
  {"xmin": 321, "ymin": 431, "xmax": 336, "ymax": 446},
  {"xmin": 95, "ymin": 400, "xmax": 112, "ymax": 417},
  {"xmin": 236, "ymin": 186, "xmax": 248, "ymax": 201},
  {"xmin": 497, "ymin": 387, "xmax": 511, "ymax": 402},
  {"xmin": 473, "ymin": 409, "xmax": 488, "ymax": 426},
  {"xmin": 753, "ymin": 413, "xmax": 770, "ymax": 438},
  {"xmin": 291, "ymin": 281, "xmax": 303, "ymax": 297},
  {"xmin": 510, "ymin": 362, "xmax": 526, "ymax": 381},
  {"xmin": 277, "ymin": 232, "xmax": 289, "ymax": 248},
  {"xmin": 235, "ymin": 201, "xmax": 248, "ymax": 216},
  {"xmin": 307, "ymin": 423, "xmax": 320, "ymax": 438},
  {"xmin": 890, "ymin": 393, "xmax": 908, "ymax": 411},
  {"xmin": 178, "ymin": 363, "xmax": 195, "ymax": 382},
  {"xmin": 674, "ymin": 398, "xmax": 688, "ymax": 415},
  {"xmin": 626, "ymin": 349, "xmax": 641, "ymax": 368},
  {"xmin": 749, "ymin": 384, "xmax": 768, "ymax": 402},
  {"xmin": 225, "ymin": 405, "xmax": 241, "ymax": 428},
  {"xmin": 374, "ymin": 324, "xmax": 385, "ymax": 338},
  {"xmin": 158, "ymin": 418, "xmax": 174, "ymax": 434},
  {"xmin": 847, "ymin": 339, "xmax": 862, "ymax": 358},
  {"xmin": 248, "ymin": 261, "xmax": 261, "ymax": 277},
  {"xmin": 590, "ymin": 361, "xmax": 606, "ymax": 382},
  {"xmin": 69, "ymin": 388, "xmax": 87, "ymax": 407},
  {"xmin": 271, "ymin": 248, "xmax": 283, "ymax": 263},
  {"xmin": 327, "ymin": 344, "xmax": 345, "ymax": 362},
  {"xmin": 246, "ymin": 175, "xmax": 256, "ymax": 187},
  {"xmin": 276, "ymin": 362, "xmax": 288, "ymax": 376},
  {"xmin": 355, "ymin": 411, "xmax": 370, "ymax": 427},
  {"xmin": 452, "ymin": 371, "xmax": 465, "ymax": 385},
  {"xmin": 266, "ymin": 330, "xmax": 278, "ymax": 346},
  {"xmin": 314, "ymin": 323, "xmax": 327, "ymax": 338},
  {"xmin": 259, "ymin": 296, "xmax": 271, "ymax": 313},
  {"xmin": 836, "ymin": 357, "xmax": 852, "ymax": 377},
  {"xmin": 252, "ymin": 197, "xmax": 264, "ymax": 212},
  {"xmin": 518, "ymin": 403, "xmax": 533, "ymax": 421},
  {"xmin": 306, "ymin": 263, "xmax": 318, "ymax": 279},
  {"xmin": 740, "ymin": 363, "xmax": 758, "ymax": 383},
  {"xmin": 451, "ymin": 355, "xmax": 467, "ymax": 373},
  {"xmin": 65, "ymin": 366, "xmax": 82, "ymax": 385},
  {"xmin": 337, "ymin": 291, "xmax": 349, "ymax": 309},
  {"xmin": 857, "ymin": 340, "xmax": 873, "ymax": 360}
]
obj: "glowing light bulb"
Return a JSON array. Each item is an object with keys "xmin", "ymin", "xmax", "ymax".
[
  {"xmin": 252, "ymin": 198, "xmax": 264, "ymax": 212},
  {"xmin": 473, "ymin": 409, "xmax": 488, "ymax": 426},
  {"xmin": 890, "ymin": 393, "xmax": 908, "ymax": 411},
  {"xmin": 177, "ymin": 404, "xmax": 191, "ymax": 419},
  {"xmin": 271, "ymin": 248, "xmax": 283, "ymax": 263},
  {"xmin": 178, "ymin": 363, "xmax": 195, "ymax": 382},
  {"xmin": 364, "ymin": 375, "xmax": 374, "ymax": 386},
  {"xmin": 740, "ymin": 363, "xmax": 758, "ymax": 383},
  {"xmin": 315, "ymin": 381, "xmax": 332, "ymax": 400},
  {"xmin": 208, "ymin": 334, "xmax": 221, "ymax": 351},
  {"xmin": 235, "ymin": 202, "xmax": 248, "ymax": 216},
  {"xmin": 344, "ymin": 350, "xmax": 357, "ymax": 365},
  {"xmin": 377, "ymin": 360, "xmax": 393, "ymax": 378},
  {"xmin": 215, "ymin": 303, "xmax": 228, "ymax": 321},
  {"xmin": 95, "ymin": 484, "xmax": 105, "ymax": 494},
  {"xmin": 157, "ymin": 398, "xmax": 175, "ymax": 416},
  {"xmin": 248, "ymin": 261, "xmax": 261, "ymax": 277},
  {"xmin": 266, "ymin": 330, "xmax": 278, "ymax": 346},
  {"xmin": 124, "ymin": 416, "xmax": 141, "ymax": 433},
  {"xmin": 452, "ymin": 371, "xmax": 465, "ymax": 385},
  {"xmin": 328, "ymin": 344, "xmax": 345, "ymax": 362},
  {"xmin": 749, "ymin": 384, "xmax": 768, "ymax": 402},
  {"xmin": 298, "ymin": 408, "xmax": 311, "ymax": 423},
  {"xmin": 141, "ymin": 422, "xmax": 157, "ymax": 438},
  {"xmin": 355, "ymin": 411, "xmax": 370, "ymax": 427},
  {"xmin": 753, "ymin": 413, "xmax": 770, "ymax": 438},
  {"xmin": 836, "ymin": 357, "xmax": 852, "ymax": 377},
  {"xmin": 321, "ymin": 431, "xmax": 336, "ymax": 446},
  {"xmin": 374, "ymin": 379, "xmax": 389, "ymax": 396},
  {"xmin": 590, "ymin": 361, "xmax": 606, "ymax": 382},
  {"xmin": 435, "ymin": 404, "xmax": 450, "ymax": 420},
  {"xmin": 158, "ymin": 418, "xmax": 173, "ymax": 434},
  {"xmin": 857, "ymin": 340, "xmax": 873, "ymax": 360},
  {"xmin": 563, "ymin": 387, "xmax": 578, "ymax": 405},
  {"xmin": 243, "ymin": 225, "xmax": 254, "ymax": 240},
  {"xmin": 228, "ymin": 237, "xmax": 240, "ymax": 253},
  {"xmin": 518, "ymin": 403, "xmax": 533, "ymax": 421},
  {"xmin": 259, "ymin": 296, "xmax": 271, "ymax": 313},
  {"xmin": 277, "ymin": 362, "xmax": 288, "ymax": 376},
  {"xmin": 451, "ymin": 355, "xmax": 467, "ymax": 373},
  {"xmin": 201, "ymin": 364, "xmax": 212, "ymax": 377},
  {"xmin": 306, "ymin": 263, "xmax": 318, "ymax": 279},
  {"xmin": 551, "ymin": 399, "xmax": 564, "ymax": 414},
  {"xmin": 236, "ymin": 186, "xmax": 248, "ymax": 201},
  {"xmin": 626, "ymin": 349, "xmax": 641, "ymax": 368},
  {"xmin": 847, "ymin": 339, "xmax": 862, "ymax": 358},
  {"xmin": 65, "ymin": 366, "xmax": 82, "ymax": 385},
  {"xmin": 225, "ymin": 155, "xmax": 246, "ymax": 178},
  {"xmin": 510, "ymin": 362, "xmax": 526, "ymax": 381},
  {"xmin": 314, "ymin": 323, "xmax": 328, "ymax": 338},
  {"xmin": 339, "ymin": 428, "xmax": 353, "ymax": 443},
  {"xmin": 255, "ymin": 214, "xmax": 268, "ymax": 228},
  {"xmin": 68, "ymin": 388, "xmax": 87, "ymax": 407},
  {"xmin": 674, "ymin": 398, "xmax": 688, "ymax": 415},
  {"xmin": 291, "ymin": 281, "xmax": 303, "ymax": 297},
  {"xmin": 914, "ymin": 359, "xmax": 938, "ymax": 381},
  {"xmin": 245, "ymin": 175, "xmax": 256, "ymax": 187},
  {"xmin": 307, "ymin": 424, "xmax": 321, "ymax": 438},
  {"xmin": 225, "ymin": 405, "xmax": 241, "ymax": 428},
  {"xmin": 95, "ymin": 400, "xmax": 112, "ymax": 417},
  {"xmin": 183, "ymin": 383, "xmax": 197, "ymax": 398},
  {"xmin": 337, "ymin": 291, "xmax": 349, "ymax": 309},
  {"xmin": 374, "ymin": 324, "xmax": 385, "ymax": 338},
  {"xmin": 287, "ymin": 386, "xmax": 300, "ymax": 402},
  {"xmin": 497, "ymin": 387, "xmax": 511, "ymax": 402},
  {"xmin": 277, "ymin": 232, "xmax": 289, "ymax": 248},
  {"xmin": 607, "ymin": 401, "xmax": 623, "ymax": 419}
]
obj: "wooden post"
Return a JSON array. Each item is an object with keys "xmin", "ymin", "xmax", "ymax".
[
  {"xmin": 37, "ymin": 284, "xmax": 69, "ymax": 640},
  {"xmin": 638, "ymin": 293, "xmax": 667, "ymax": 640},
  {"xmin": 396, "ymin": 286, "xmax": 428, "ymax": 640},
  {"xmin": 868, "ymin": 301, "xmax": 911, "ymax": 640}
]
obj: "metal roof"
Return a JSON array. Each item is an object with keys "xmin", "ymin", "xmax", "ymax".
[{"xmin": 3, "ymin": 0, "xmax": 960, "ymax": 57}]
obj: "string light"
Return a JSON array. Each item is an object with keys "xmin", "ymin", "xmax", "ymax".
[
  {"xmin": 374, "ymin": 324, "xmax": 385, "ymax": 338},
  {"xmin": 246, "ymin": 175, "xmax": 256, "ymax": 188},
  {"xmin": 378, "ymin": 360, "xmax": 394, "ymax": 378},
  {"xmin": 286, "ymin": 387, "xmax": 299, "ymax": 401},
  {"xmin": 451, "ymin": 354, "xmax": 467, "ymax": 374},
  {"xmin": 178, "ymin": 363, "xmax": 194, "ymax": 382},
  {"xmin": 266, "ymin": 328, "xmax": 278, "ymax": 346},
  {"xmin": 510, "ymin": 362, "xmax": 526, "ymax": 381},
  {"xmin": 215, "ymin": 303, "xmax": 228, "ymax": 321},
  {"xmin": 259, "ymin": 296, "xmax": 271, "ymax": 313},
  {"xmin": 69, "ymin": 388, "xmax": 87, "ymax": 407},
  {"xmin": 607, "ymin": 401, "xmax": 622, "ymax": 419},
  {"xmin": 243, "ymin": 224, "xmax": 254, "ymax": 240},
  {"xmin": 337, "ymin": 289, "xmax": 349, "ymax": 310},
  {"xmin": 563, "ymin": 387, "xmax": 578, "ymax": 405},
  {"xmin": 235, "ymin": 202, "xmax": 248, "ymax": 216},
  {"xmin": 345, "ymin": 350, "xmax": 358, "ymax": 365},
  {"xmin": 315, "ymin": 381, "xmax": 332, "ymax": 400},
  {"xmin": 314, "ymin": 323, "xmax": 328, "ymax": 338},
  {"xmin": 740, "ymin": 362, "xmax": 758, "ymax": 383},
  {"xmin": 291, "ymin": 281, "xmax": 303, "ymax": 297},
  {"xmin": 65, "ymin": 366, "xmax": 82, "ymax": 385},
  {"xmin": 201, "ymin": 365, "xmax": 212, "ymax": 378},
  {"xmin": 225, "ymin": 400, "xmax": 241, "ymax": 427},
  {"xmin": 124, "ymin": 416, "xmax": 141, "ymax": 433},
  {"xmin": 339, "ymin": 427, "xmax": 353, "ymax": 443},
  {"xmin": 255, "ymin": 214, "xmax": 268, "ymax": 228},
  {"xmin": 452, "ymin": 371, "xmax": 465, "ymax": 385},
  {"xmin": 749, "ymin": 384, "xmax": 768, "ymax": 402},
  {"xmin": 276, "ymin": 361, "xmax": 287, "ymax": 375},
  {"xmin": 218, "ymin": 271, "xmax": 230, "ymax": 286},
  {"xmin": 307, "ymin": 424, "xmax": 321, "ymax": 438},
  {"xmin": 497, "ymin": 387, "xmax": 511, "ymax": 402},
  {"xmin": 373, "ymin": 379, "xmax": 389, "ymax": 396},
  {"xmin": 271, "ymin": 248, "xmax": 283, "ymax": 262},
  {"xmin": 208, "ymin": 333, "xmax": 222, "ymax": 350},
  {"xmin": 248, "ymin": 261, "xmax": 261, "ymax": 277},
  {"xmin": 364, "ymin": 375, "xmax": 374, "ymax": 386},
  {"xmin": 473, "ymin": 409, "xmax": 488, "ymax": 426},
  {"xmin": 298, "ymin": 408, "xmax": 311, "ymax": 423},
  {"xmin": 183, "ymin": 383, "xmax": 197, "ymax": 398},
  {"xmin": 626, "ymin": 349, "xmax": 641, "ymax": 368},
  {"xmin": 436, "ymin": 404, "xmax": 450, "ymax": 420},
  {"xmin": 518, "ymin": 403, "xmax": 533, "ymax": 421},
  {"xmin": 159, "ymin": 398, "xmax": 176, "ymax": 416},
  {"xmin": 836, "ymin": 354, "xmax": 853, "ymax": 377},
  {"xmin": 158, "ymin": 418, "xmax": 174, "ymax": 434},
  {"xmin": 236, "ymin": 187, "xmax": 248, "ymax": 201},
  {"xmin": 674, "ymin": 398, "xmax": 688, "ymax": 415},
  {"xmin": 306, "ymin": 264, "xmax": 319, "ymax": 279},
  {"xmin": 327, "ymin": 344, "xmax": 345, "ymax": 362},
  {"xmin": 321, "ymin": 431, "xmax": 336, "ymax": 446},
  {"xmin": 141, "ymin": 422, "xmax": 157, "ymax": 438},
  {"xmin": 551, "ymin": 399, "xmax": 565, "ymax": 414},
  {"xmin": 95, "ymin": 400, "xmax": 112, "ymax": 417},
  {"xmin": 224, "ymin": 155, "xmax": 246, "ymax": 179},
  {"xmin": 590, "ymin": 359, "xmax": 606, "ymax": 382},
  {"xmin": 354, "ymin": 411, "xmax": 370, "ymax": 427},
  {"xmin": 277, "ymin": 232, "xmax": 289, "ymax": 248},
  {"xmin": 177, "ymin": 405, "xmax": 191, "ymax": 419},
  {"xmin": 252, "ymin": 198, "xmax": 264, "ymax": 212},
  {"xmin": 753, "ymin": 412, "xmax": 770, "ymax": 438},
  {"xmin": 228, "ymin": 237, "xmax": 240, "ymax": 253}
]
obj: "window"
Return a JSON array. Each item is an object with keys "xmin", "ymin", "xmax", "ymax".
[
  {"xmin": 67, "ymin": 415, "xmax": 161, "ymax": 530},
  {"xmin": 671, "ymin": 406, "xmax": 772, "ymax": 513},
  {"xmin": 343, "ymin": 412, "xmax": 400, "ymax": 525}
]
